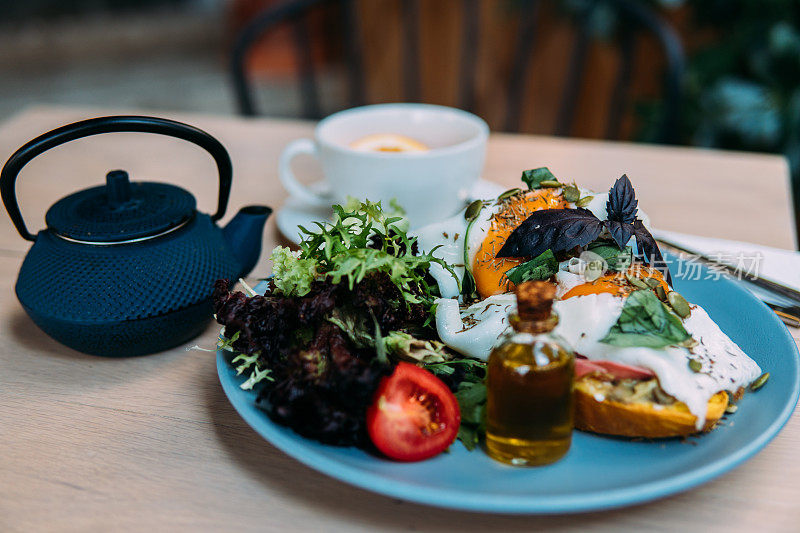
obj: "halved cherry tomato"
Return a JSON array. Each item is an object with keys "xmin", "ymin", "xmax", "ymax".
[{"xmin": 367, "ymin": 362, "xmax": 460, "ymax": 462}]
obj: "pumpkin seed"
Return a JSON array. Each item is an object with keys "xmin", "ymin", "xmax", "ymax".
[
  {"xmin": 563, "ymin": 185, "xmax": 580, "ymax": 203},
  {"xmin": 681, "ymin": 337, "xmax": 699, "ymax": 348},
  {"xmin": 725, "ymin": 404, "xmax": 738, "ymax": 414},
  {"xmin": 750, "ymin": 372, "xmax": 770, "ymax": 391},
  {"xmin": 497, "ymin": 188, "xmax": 522, "ymax": 201},
  {"xmin": 644, "ymin": 277, "xmax": 661, "ymax": 289},
  {"xmin": 626, "ymin": 273, "xmax": 650, "ymax": 289},
  {"xmin": 575, "ymin": 195, "xmax": 594, "ymax": 207},
  {"xmin": 688, "ymin": 359, "xmax": 702, "ymax": 372},
  {"xmin": 652, "ymin": 386, "xmax": 676, "ymax": 405},
  {"xmin": 464, "ymin": 200, "xmax": 484, "ymax": 222},
  {"xmin": 667, "ymin": 291, "xmax": 692, "ymax": 318},
  {"xmin": 655, "ymin": 285, "xmax": 667, "ymax": 301},
  {"xmin": 539, "ymin": 180, "xmax": 561, "ymax": 188}
]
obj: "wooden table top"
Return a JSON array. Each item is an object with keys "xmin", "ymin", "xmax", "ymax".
[{"xmin": 1, "ymin": 105, "xmax": 798, "ymax": 532}]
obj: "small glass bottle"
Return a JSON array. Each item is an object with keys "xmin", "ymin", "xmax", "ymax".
[{"xmin": 485, "ymin": 281, "xmax": 575, "ymax": 466}]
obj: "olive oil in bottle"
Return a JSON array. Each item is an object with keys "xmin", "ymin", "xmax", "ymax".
[{"xmin": 485, "ymin": 281, "xmax": 575, "ymax": 466}]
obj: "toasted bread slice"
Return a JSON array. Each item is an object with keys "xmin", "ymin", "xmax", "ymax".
[{"xmin": 574, "ymin": 376, "xmax": 729, "ymax": 438}]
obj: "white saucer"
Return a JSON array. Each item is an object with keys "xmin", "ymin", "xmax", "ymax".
[{"xmin": 276, "ymin": 179, "xmax": 506, "ymax": 244}]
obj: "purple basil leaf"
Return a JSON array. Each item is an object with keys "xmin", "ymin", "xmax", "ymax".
[
  {"xmin": 606, "ymin": 174, "xmax": 638, "ymax": 223},
  {"xmin": 604, "ymin": 219, "xmax": 635, "ymax": 249},
  {"xmin": 633, "ymin": 219, "xmax": 673, "ymax": 285},
  {"xmin": 497, "ymin": 208, "xmax": 604, "ymax": 258}
]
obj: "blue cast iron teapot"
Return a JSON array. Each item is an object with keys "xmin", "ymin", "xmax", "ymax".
[{"xmin": 0, "ymin": 116, "xmax": 271, "ymax": 356}]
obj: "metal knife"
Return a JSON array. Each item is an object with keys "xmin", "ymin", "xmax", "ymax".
[{"xmin": 657, "ymin": 238, "xmax": 800, "ymax": 328}]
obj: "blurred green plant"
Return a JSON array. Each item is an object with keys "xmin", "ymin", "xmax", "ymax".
[
  {"xmin": 643, "ymin": 0, "xmax": 800, "ymax": 213},
  {"xmin": 563, "ymin": 0, "xmax": 800, "ymax": 222},
  {"xmin": 664, "ymin": 2, "xmax": 800, "ymax": 155}
]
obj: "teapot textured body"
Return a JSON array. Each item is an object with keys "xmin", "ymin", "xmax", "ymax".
[{"xmin": 0, "ymin": 116, "xmax": 271, "ymax": 356}]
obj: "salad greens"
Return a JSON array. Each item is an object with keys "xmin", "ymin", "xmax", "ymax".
[
  {"xmin": 217, "ymin": 331, "xmax": 274, "ymax": 390},
  {"xmin": 426, "ymin": 358, "xmax": 487, "ymax": 451},
  {"xmin": 295, "ymin": 200, "xmax": 457, "ymax": 308},
  {"xmin": 214, "ymin": 199, "xmax": 468, "ymax": 447},
  {"xmin": 270, "ymin": 247, "xmax": 317, "ymax": 297},
  {"xmin": 586, "ymin": 242, "xmax": 634, "ymax": 272},
  {"xmin": 601, "ymin": 289, "xmax": 691, "ymax": 349},
  {"xmin": 521, "ymin": 167, "xmax": 559, "ymax": 190},
  {"xmin": 453, "ymin": 381, "xmax": 487, "ymax": 451},
  {"xmin": 384, "ymin": 331, "xmax": 450, "ymax": 364},
  {"xmin": 327, "ymin": 308, "xmax": 451, "ymax": 363},
  {"xmin": 504, "ymin": 249, "xmax": 558, "ymax": 285}
]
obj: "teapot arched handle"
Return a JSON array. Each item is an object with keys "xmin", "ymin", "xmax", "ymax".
[{"xmin": 0, "ymin": 115, "xmax": 232, "ymax": 241}]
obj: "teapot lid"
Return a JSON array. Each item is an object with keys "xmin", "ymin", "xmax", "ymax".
[{"xmin": 45, "ymin": 170, "xmax": 196, "ymax": 243}]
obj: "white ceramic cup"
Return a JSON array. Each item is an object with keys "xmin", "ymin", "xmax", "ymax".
[{"xmin": 279, "ymin": 103, "xmax": 489, "ymax": 227}]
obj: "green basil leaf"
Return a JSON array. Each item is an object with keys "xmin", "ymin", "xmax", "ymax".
[
  {"xmin": 426, "ymin": 358, "xmax": 486, "ymax": 381},
  {"xmin": 454, "ymin": 381, "xmax": 486, "ymax": 451},
  {"xmin": 457, "ymin": 424, "xmax": 481, "ymax": 451},
  {"xmin": 601, "ymin": 289, "xmax": 691, "ymax": 348},
  {"xmin": 504, "ymin": 249, "xmax": 558, "ymax": 284},
  {"xmin": 521, "ymin": 167, "xmax": 558, "ymax": 190},
  {"xmin": 586, "ymin": 242, "xmax": 633, "ymax": 271}
]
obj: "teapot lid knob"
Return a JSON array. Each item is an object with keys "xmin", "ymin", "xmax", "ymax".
[{"xmin": 106, "ymin": 170, "xmax": 132, "ymax": 207}]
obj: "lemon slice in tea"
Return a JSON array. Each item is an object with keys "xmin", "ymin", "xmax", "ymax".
[{"xmin": 350, "ymin": 133, "xmax": 429, "ymax": 153}]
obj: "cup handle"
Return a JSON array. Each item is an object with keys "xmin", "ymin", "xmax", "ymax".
[{"xmin": 279, "ymin": 138, "xmax": 331, "ymax": 207}]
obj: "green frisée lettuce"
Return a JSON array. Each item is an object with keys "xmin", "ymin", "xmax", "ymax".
[
  {"xmin": 270, "ymin": 247, "xmax": 318, "ymax": 297},
  {"xmin": 267, "ymin": 199, "xmax": 455, "ymax": 308},
  {"xmin": 292, "ymin": 199, "xmax": 457, "ymax": 308},
  {"xmin": 341, "ymin": 196, "xmax": 409, "ymax": 233},
  {"xmin": 217, "ymin": 331, "xmax": 274, "ymax": 390},
  {"xmin": 326, "ymin": 247, "xmax": 446, "ymax": 304},
  {"xmin": 235, "ymin": 355, "xmax": 273, "ymax": 389}
]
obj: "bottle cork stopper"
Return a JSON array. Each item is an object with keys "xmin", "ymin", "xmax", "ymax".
[{"xmin": 515, "ymin": 281, "xmax": 557, "ymax": 321}]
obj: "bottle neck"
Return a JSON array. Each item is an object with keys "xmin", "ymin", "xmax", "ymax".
[{"xmin": 510, "ymin": 312, "xmax": 559, "ymax": 334}]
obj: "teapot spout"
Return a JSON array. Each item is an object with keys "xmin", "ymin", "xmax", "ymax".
[{"xmin": 222, "ymin": 205, "xmax": 272, "ymax": 277}]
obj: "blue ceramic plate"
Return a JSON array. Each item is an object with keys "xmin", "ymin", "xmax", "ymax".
[{"xmin": 216, "ymin": 263, "xmax": 800, "ymax": 514}]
